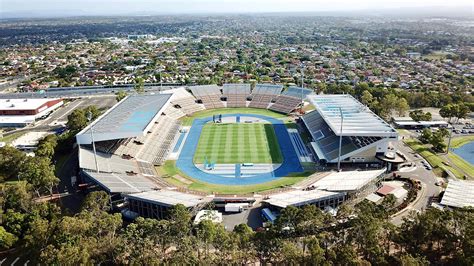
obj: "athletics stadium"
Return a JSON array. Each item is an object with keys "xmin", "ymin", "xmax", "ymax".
[{"xmin": 76, "ymin": 84, "xmax": 398, "ymax": 219}]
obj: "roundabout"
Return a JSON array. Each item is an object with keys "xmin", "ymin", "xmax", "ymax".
[{"xmin": 175, "ymin": 113, "xmax": 304, "ymax": 186}]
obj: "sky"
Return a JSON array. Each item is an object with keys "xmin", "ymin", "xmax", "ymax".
[{"xmin": 1, "ymin": 0, "xmax": 473, "ymax": 16}]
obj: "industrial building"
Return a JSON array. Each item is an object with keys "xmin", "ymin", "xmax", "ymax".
[{"xmin": 0, "ymin": 98, "xmax": 63, "ymax": 127}]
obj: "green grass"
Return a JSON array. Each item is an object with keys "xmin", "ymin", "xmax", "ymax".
[
  {"xmin": 194, "ymin": 123, "xmax": 282, "ymax": 164},
  {"xmin": 160, "ymin": 160, "xmax": 180, "ymax": 176},
  {"xmin": 157, "ymin": 160, "xmax": 311, "ymax": 194},
  {"xmin": 404, "ymin": 139, "xmax": 465, "ymax": 179},
  {"xmin": 447, "ymin": 153, "xmax": 474, "ymax": 178},
  {"xmin": 450, "ymin": 135, "xmax": 474, "ymax": 149},
  {"xmin": 0, "ymin": 131, "xmax": 25, "ymax": 144},
  {"xmin": 187, "ymin": 175, "xmax": 307, "ymax": 194},
  {"xmin": 180, "ymin": 107, "xmax": 287, "ymax": 126},
  {"xmin": 422, "ymin": 51, "xmax": 456, "ymax": 60}
]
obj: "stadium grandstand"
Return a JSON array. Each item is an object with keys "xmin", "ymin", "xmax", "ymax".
[
  {"xmin": 302, "ymin": 94, "xmax": 398, "ymax": 164},
  {"xmin": 125, "ymin": 190, "xmax": 210, "ymax": 219},
  {"xmin": 249, "ymin": 84, "xmax": 283, "ymax": 109},
  {"xmin": 269, "ymin": 86, "xmax": 312, "ymax": 114},
  {"xmin": 163, "ymin": 87, "xmax": 205, "ymax": 117},
  {"xmin": 189, "ymin": 85, "xmax": 224, "ymax": 109},
  {"xmin": 264, "ymin": 168, "xmax": 386, "ymax": 209},
  {"xmin": 222, "ymin": 83, "xmax": 251, "ymax": 107}
]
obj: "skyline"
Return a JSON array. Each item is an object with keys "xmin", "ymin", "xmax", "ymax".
[{"xmin": 1, "ymin": 0, "xmax": 473, "ymax": 18}]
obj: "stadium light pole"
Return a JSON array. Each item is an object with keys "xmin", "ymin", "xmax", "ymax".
[
  {"xmin": 337, "ymin": 107, "xmax": 343, "ymax": 171},
  {"xmin": 88, "ymin": 112, "xmax": 100, "ymax": 173},
  {"xmin": 446, "ymin": 125, "xmax": 453, "ymax": 155},
  {"xmin": 160, "ymin": 69, "xmax": 163, "ymax": 90},
  {"xmin": 300, "ymin": 64, "xmax": 305, "ymax": 106}
]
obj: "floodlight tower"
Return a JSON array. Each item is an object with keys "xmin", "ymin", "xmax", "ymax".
[
  {"xmin": 88, "ymin": 112, "xmax": 100, "ymax": 173},
  {"xmin": 337, "ymin": 107, "xmax": 344, "ymax": 171},
  {"xmin": 300, "ymin": 64, "xmax": 305, "ymax": 106},
  {"xmin": 446, "ymin": 125, "xmax": 453, "ymax": 155}
]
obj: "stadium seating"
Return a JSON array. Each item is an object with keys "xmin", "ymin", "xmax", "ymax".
[
  {"xmin": 302, "ymin": 110, "xmax": 359, "ymax": 162},
  {"xmin": 223, "ymin": 84, "xmax": 250, "ymax": 108},
  {"xmin": 248, "ymin": 94, "xmax": 273, "ymax": 108},
  {"xmin": 248, "ymin": 84, "xmax": 282, "ymax": 109},
  {"xmin": 113, "ymin": 116, "xmax": 181, "ymax": 165},
  {"xmin": 268, "ymin": 95, "xmax": 302, "ymax": 114},
  {"xmin": 163, "ymin": 105, "xmax": 186, "ymax": 119},
  {"xmin": 226, "ymin": 94, "xmax": 248, "ymax": 107},
  {"xmin": 199, "ymin": 94, "xmax": 225, "ymax": 109},
  {"xmin": 190, "ymin": 85, "xmax": 224, "ymax": 109},
  {"xmin": 165, "ymin": 87, "xmax": 205, "ymax": 115}
]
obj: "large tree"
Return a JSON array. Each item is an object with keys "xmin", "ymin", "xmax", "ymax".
[{"xmin": 18, "ymin": 157, "xmax": 59, "ymax": 197}]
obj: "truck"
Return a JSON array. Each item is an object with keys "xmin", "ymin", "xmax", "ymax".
[{"xmin": 224, "ymin": 203, "xmax": 248, "ymax": 213}]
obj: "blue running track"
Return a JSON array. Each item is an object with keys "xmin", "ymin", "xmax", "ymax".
[
  {"xmin": 176, "ymin": 113, "xmax": 303, "ymax": 185},
  {"xmin": 172, "ymin": 131, "xmax": 186, "ymax": 153}
]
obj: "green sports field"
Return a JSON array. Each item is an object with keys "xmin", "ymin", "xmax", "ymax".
[{"xmin": 194, "ymin": 123, "xmax": 282, "ymax": 164}]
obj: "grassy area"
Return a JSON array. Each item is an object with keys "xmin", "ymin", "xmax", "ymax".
[
  {"xmin": 194, "ymin": 123, "xmax": 282, "ymax": 164},
  {"xmin": 450, "ymin": 135, "xmax": 474, "ymax": 149},
  {"xmin": 156, "ymin": 160, "xmax": 180, "ymax": 176},
  {"xmin": 447, "ymin": 152, "xmax": 474, "ymax": 178},
  {"xmin": 404, "ymin": 139, "xmax": 465, "ymax": 179},
  {"xmin": 180, "ymin": 107, "xmax": 287, "ymax": 126},
  {"xmin": 157, "ymin": 160, "xmax": 310, "ymax": 194},
  {"xmin": 0, "ymin": 131, "xmax": 25, "ymax": 144},
  {"xmin": 422, "ymin": 51, "xmax": 455, "ymax": 60}
]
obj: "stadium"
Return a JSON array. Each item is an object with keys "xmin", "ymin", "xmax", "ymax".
[{"xmin": 76, "ymin": 84, "xmax": 398, "ymax": 219}]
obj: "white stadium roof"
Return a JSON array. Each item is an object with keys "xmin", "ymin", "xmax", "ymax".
[
  {"xmin": 76, "ymin": 94, "xmax": 172, "ymax": 144},
  {"xmin": 264, "ymin": 189, "xmax": 345, "ymax": 208},
  {"xmin": 127, "ymin": 190, "xmax": 209, "ymax": 207},
  {"xmin": 310, "ymin": 169, "xmax": 385, "ymax": 192},
  {"xmin": 440, "ymin": 179, "xmax": 474, "ymax": 208},
  {"xmin": 308, "ymin": 94, "xmax": 397, "ymax": 137},
  {"xmin": 83, "ymin": 170, "xmax": 158, "ymax": 194}
]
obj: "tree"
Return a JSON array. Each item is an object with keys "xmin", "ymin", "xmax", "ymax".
[
  {"xmin": 66, "ymin": 109, "xmax": 88, "ymax": 132},
  {"xmin": 35, "ymin": 134, "xmax": 58, "ymax": 159},
  {"xmin": 419, "ymin": 129, "xmax": 432, "ymax": 144},
  {"xmin": 361, "ymin": 90, "xmax": 373, "ymax": 106},
  {"xmin": 115, "ymin": 90, "xmax": 128, "ymax": 102},
  {"xmin": 455, "ymin": 104, "xmax": 470, "ymax": 122},
  {"xmin": 430, "ymin": 129, "xmax": 449, "ymax": 153},
  {"xmin": 18, "ymin": 157, "xmax": 59, "ymax": 197},
  {"xmin": 439, "ymin": 104, "xmax": 454, "ymax": 122},
  {"xmin": 0, "ymin": 146, "xmax": 26, "ymax": 180},
  {"xmin": 134, "ymin": 77, "xmax": 145, "ymax": 94},
  {"xmin": 0, "ymin": 226, "xmax": 18, "ymax": 249},
  {"xmin": 81, "ymin": 191, "xmax": 111, "ymax": 213},
  {"xmin": 396, "ymin": 98, "xmax": 410, "ymax": 117}
]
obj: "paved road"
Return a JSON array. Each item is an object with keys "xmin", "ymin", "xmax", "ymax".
[
  {"xmin": 0, "ymin": 84, "xmax": 180, "ymax": 99},
  {"xmin": 390, "ymin": 137, "xmax": 442, "ymax": 225}
]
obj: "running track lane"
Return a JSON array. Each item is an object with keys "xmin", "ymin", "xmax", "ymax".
[{"xmin": 176, "ymin": 113, "xmax": 303, "ymax": 185}]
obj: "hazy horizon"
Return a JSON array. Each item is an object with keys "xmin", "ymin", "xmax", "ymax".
[{"xmin": 1, "ymin": 0, "xmax": 473, "ymax": 18}]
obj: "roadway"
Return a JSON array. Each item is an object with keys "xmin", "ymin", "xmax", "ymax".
[
  {"xmin": 0, "ymin": 84, "xmax": 180, "ymax": 99},
  {"xmin": 390, "ymin": 135, "xmax": 442, "ymax": 225}
]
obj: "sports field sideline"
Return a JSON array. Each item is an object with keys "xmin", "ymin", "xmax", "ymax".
[{"xmin": 194, "ymin": 122, "xmax": 283, "ymax": 164}]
